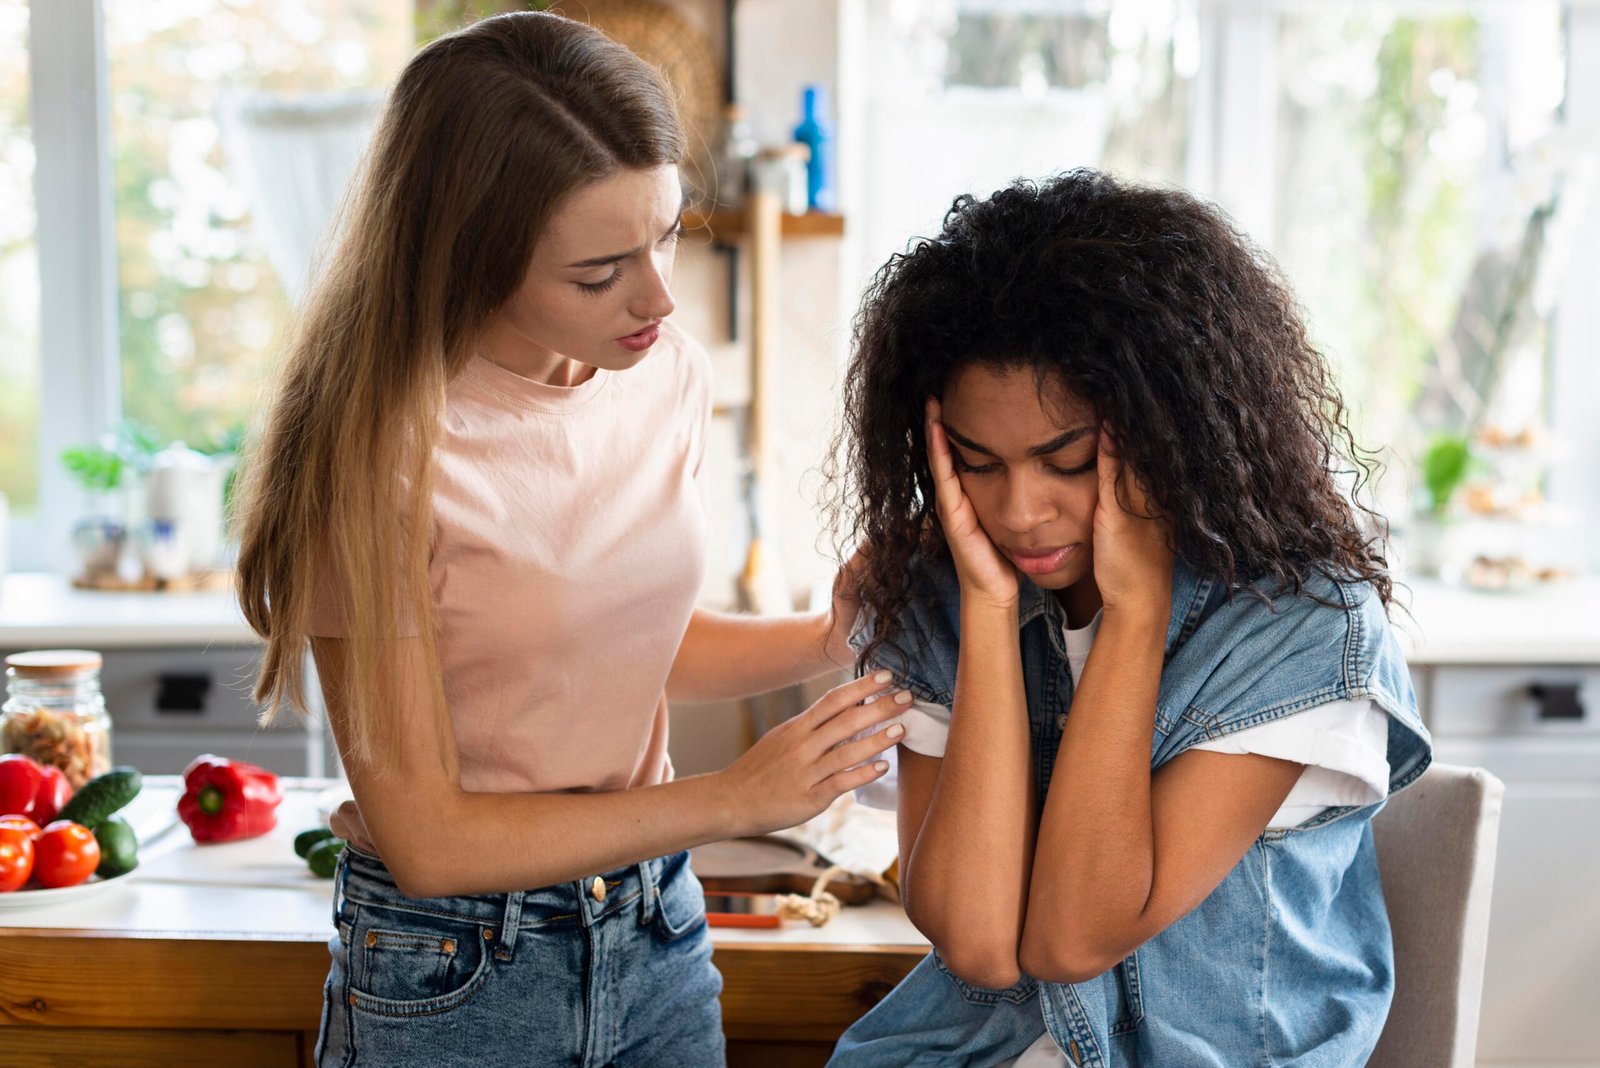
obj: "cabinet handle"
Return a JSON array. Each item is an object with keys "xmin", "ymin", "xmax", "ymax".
[
  {"xmin": 1528, "ymin": 682, "xmax": 1584, "ymax": 721},
  {"xmin": 156, "ymin": 673, "xmax": 212, "ymax": 714}
]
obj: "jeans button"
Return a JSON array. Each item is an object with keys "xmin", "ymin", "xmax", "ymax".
[{"xmin": 591, "ymin": 875, "xmax": 607, "ymax": 902}]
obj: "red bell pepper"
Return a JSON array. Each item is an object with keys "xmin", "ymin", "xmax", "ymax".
[{"xmin": 177, "ymin": 754, "xmax": 283, "ymax": 843}]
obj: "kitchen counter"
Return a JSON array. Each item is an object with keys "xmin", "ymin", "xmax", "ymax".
[
  {"xmin": 4, "ymin": 569, "xmax": 1599, "ymax": 665},
  {"xmin": 0, "ymin": 572, "xmax": 255, "ymax": 649},
  {"xmin": 0, "ymin": 779, "xmax": 927, "ymax": 1068}
]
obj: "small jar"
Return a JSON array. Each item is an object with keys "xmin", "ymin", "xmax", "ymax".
[
  {"xmin": 2, "ymin": 650, "xmax": 113, "ymax": 790},
  {"xmin": 752, "ymin": 143, "xmax": 811, "ymax": 216}
]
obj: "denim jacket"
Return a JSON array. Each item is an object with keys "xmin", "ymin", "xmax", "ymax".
[{"xmin": 832, "ymin": 554, "xmax": 1431, "ymax": 1068}]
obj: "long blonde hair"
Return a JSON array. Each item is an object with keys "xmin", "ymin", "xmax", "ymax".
[{"xmin": 233, "ymin": 12, "xmax": 685, "ymax": 766}]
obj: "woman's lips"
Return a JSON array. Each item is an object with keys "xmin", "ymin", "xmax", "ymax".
[
  {"xmin": 1005, "ymin": 544, "xmax": 1077, "ymax": 575},
  {"xmin": 616, "ymin": 324, "xmax": 661, "ymax": 352}
]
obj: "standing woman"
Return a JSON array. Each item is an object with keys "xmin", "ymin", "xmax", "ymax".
[
  {"xmin": 826, "ymin": 170, "xmax": 1432, "ymax": 1066},
  {"xmin": 233, "ymin": 13, "xmax": 907, "ymax": 1067}
]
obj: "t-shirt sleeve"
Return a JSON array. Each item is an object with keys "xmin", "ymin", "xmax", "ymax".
[
  {"xmin": 851, "ymin": 695, "xmax": 952, "ymax": 812},
  {"xmin": 1189, "ymin": 698, "xmax": 1390, "ymax": 827}
]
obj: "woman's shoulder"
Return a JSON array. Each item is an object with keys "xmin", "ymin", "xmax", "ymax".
[{"xmin": 1182, "ymin": 567, "xmax": 1412, "ymax": 711}]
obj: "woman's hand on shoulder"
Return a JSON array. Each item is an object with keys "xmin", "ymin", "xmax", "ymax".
[
  {"xmin": 926, "ymin": 397, "xmax": 1019, "ymax": 610},
  {"xmin": 1091, "ymin": 428, "xmax": 1173, "ymax": 620},
  {"xmin": 716, "ymin": 672, "xmax": 910, "ymax": 835}
]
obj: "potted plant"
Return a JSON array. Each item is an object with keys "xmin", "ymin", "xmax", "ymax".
[
  {"xmin": 1408, "ymin": 432, "xmax": 1474, "ymax": 576},
  {"xmin": 59, "ymin": 444, "xmax": 129, "ymax": 578}
]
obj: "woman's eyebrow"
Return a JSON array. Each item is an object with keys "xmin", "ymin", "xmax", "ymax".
[
  {"xmin": 563, "ymin": 209, "xmax": 687, "ymax": 269},
  {"xmin": 943, "ymin": 424, "xmax": 1096, "ymax": 457}
]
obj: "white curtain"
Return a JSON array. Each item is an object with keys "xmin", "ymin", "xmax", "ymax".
[{"xmin": 215, "ymin": 90, "xmax": 382, "ymax": 303}]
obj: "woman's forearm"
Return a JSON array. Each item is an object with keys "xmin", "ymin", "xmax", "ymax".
[
  {"xmin": 904, "ymin": 597, "xmax": 1036, "ymax": 986},
  {"xmin": 366, "ymin": 771, "xmax": 745, "ymax": 899},
  {"xmin": 666, "ymin": 607, "xmax": 843, "ymax": 701},
  {"xmin": 1021, "ymin": 606, "xmax": 1165, "ymax": 979}
]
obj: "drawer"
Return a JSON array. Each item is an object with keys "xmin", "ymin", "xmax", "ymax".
[
  {"xmin": 111, "ymin": 728, "xmax": 316, "ymax": 778},
  {"xmin": 1421, "ymin": 664, "xmax": 1599, "ymax": 737},
  {"xmin": 94, "ymin": 646, "xmax": 280, "ymax": 732}
]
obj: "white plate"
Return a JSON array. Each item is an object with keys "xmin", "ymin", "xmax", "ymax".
[{"xmin": 0, "ymin": 868, "xmax": 137, "ymax": 909}]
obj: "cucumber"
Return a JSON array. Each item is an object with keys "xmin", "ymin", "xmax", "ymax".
[
  {"xmin": 94, "ymin": 816, "xmax": 138, "ymax": 878},
  {"xmin": 58, "ymin": 767, "xmax": 143, "ymax": 828},
  {"xmin": 307, "ymin": 837, "xmax": 346, "ymax": 879},
  {"xmin": 294, "ymin": 827, "xmax": 336, "ymax": 859}
]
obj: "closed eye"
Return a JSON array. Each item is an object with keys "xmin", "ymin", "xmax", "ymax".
[
  {"xmin": 1047, "ymin": 456, "xmax": 1097, "ymax": 477},
  {"xmin": 577, "ymin": 271, "xmax": 621, "ymax": 294}
]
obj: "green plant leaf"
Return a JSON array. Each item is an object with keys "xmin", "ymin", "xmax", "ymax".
[
  {"xmin": 1421, "ymin": 434, "xmax": 1472, "ymax": 515},
  {"xmin": 60, "ymin": 446, "xmax": 125, "ymax": 493}
]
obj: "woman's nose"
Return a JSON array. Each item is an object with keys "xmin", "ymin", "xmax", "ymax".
[
  {"xmin": 631, "ymin": 262, "xmax": 675, "ymax": 321},
  {"xmin": 995, "ymin": 470, "xmax": 1056, "ymax": 533}
]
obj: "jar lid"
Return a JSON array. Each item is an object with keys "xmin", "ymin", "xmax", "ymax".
[{"xmin": 5, "ymin": 650, "xmax": 104, "ymax": 677}]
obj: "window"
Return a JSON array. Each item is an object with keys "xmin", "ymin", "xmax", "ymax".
[
  {"xmin": 0, "ymin": 0, "xmax": 38, "ymax": 519},
  {"xmin": 2, "ymin": 0, "xmax": 411, "ymax": 571},
  {"xmin": 854, "ymin": 0, "xmax": 1596, "ymax": 571},
  {"xmin": 107, "ymin": 1, "xmax": 411, "ymax": 450}
]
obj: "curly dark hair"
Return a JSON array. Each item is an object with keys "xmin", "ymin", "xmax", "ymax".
[{"xmin": 824, "ymin": 169, "xmax": 1392, "ymax": 671}]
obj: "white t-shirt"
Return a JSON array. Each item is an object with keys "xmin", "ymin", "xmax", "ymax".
[
  {"xmin": 856, "ymin": 609, "xmax": 1391, "ymax": 830},
  {"xmin": 860, "ymin": 610, "xmax": 1392, "ymax": 1068}
]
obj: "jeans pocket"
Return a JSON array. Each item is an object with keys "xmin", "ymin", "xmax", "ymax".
[
  {"xmin": 344, "ymin": 905, "xmax": 494, "ymax": 1018},
  {"xmin": 929, "ymin": 950, "xmax": 1041, "ymax": 1006},
  {"xmin": 652, "ymin": 852, "xmax": 708, "ymax": 943}
]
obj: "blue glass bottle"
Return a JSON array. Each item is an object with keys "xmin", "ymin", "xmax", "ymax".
[{"xmin": 792, "ymin": 83, "xmax": 835, "ymax": 213}]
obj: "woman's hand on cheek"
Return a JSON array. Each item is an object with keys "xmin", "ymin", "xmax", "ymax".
[
  {"xmin": 1091, "ymin": 428, "xmax": 1173, "ymax": 620},
  {"xmin": 927, "ymin": 397, "xmax": 1019, "ymax": 610}
]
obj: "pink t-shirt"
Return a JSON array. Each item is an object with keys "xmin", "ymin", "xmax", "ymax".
[{"xmin": 312, "ymin": 321, "xmax": 711, "ymax": 797}]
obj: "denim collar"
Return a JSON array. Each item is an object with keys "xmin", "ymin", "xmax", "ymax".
[{"xmin": 1016, "ymin": 558, "xmax": 1215, "ymax": 661}]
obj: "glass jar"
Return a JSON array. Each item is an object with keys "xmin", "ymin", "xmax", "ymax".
[{"xmin": 2, "ymin": 650, "xmax": 113, "ymax": 790}]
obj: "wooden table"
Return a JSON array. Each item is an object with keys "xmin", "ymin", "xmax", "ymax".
[{"xmin": 0, "ymin": 780, "xmax": 926, "ymax": 1067}]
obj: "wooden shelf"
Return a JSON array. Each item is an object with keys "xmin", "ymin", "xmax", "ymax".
[{"xmin": 685, "ymin": 206, "xmax": 845, "ymax": 242}]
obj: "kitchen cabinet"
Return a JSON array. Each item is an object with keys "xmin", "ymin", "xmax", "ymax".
[{"xmin": 1400, "ymin": 577, "xmax": 1600, "ymax": 1067}]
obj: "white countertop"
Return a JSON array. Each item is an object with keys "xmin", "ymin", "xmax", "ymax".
[
  {"xmin": 0, "ymin": 778, "xmax": 928, "ymax": 952},
  {"xmin": 1393, "ymin": 574, "xmax": 1600, "ymax": 666},
  {"xmin": 0, "ymin": 572, "xmax": 257, "ymax": 649},
  {"xmin": 1, "ymin": 569, "xmax": 1598, "ymax": 666}
]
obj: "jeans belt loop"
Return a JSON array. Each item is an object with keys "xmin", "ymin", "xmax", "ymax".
[
  {"xmin": 637, "ymin": 857, "xmax": 659, "ymax": 926},
  {"xmin": 495, "ymin": 890, "xmax": 525, "ymax": 960}
]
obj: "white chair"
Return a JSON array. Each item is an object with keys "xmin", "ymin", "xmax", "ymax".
[{"xmin": 1369, "ymin": 762, "xmax": 1506, "ymax": 1068}]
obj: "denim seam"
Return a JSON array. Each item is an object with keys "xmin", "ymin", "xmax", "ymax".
[
  {"xmin": 1258, "ymin": 842, "xmax": 1274, "ymax": 1068},
  {"xmin": 1058, "ymin": 981, "xmax": 1103, "ymax": 1068},
  {"xmin": 1108, "ymin": 951, "xmax": 1145, "ymax": 1036},
  {"xmin": 340, "ymin": 890, "xmax": 505, "ymax": 926},
  {"xmin": 339, "ymin": 901, "xmax": 358, "ymax": 1068}
]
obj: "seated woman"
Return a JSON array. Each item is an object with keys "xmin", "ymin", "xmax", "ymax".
[{"xmin": 825, "ymin": 170, "xmax": 1431, "ymax": 1067}]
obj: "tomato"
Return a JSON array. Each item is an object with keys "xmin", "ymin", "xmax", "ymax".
[
  {"xmin": 0, "ymin": 814, "xmax": 41, "ymax": 840},
  {"xmin": 33, "ymin": 821, "xmax": 100, "ymax": 889},
  {"xmin": 0, "ymin": 825, "xmax": 34, "ymax": 892},
  {"xmin": 31, "ymin": 766, "xmax": 71, "ymax": 824},
  {"xmin": 0, "ymin": 755, "xmax": 42, "ymax": 818}
]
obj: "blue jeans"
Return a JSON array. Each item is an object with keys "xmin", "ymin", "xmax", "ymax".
[{"xmin": 315, "ymin": 844, "xmax": 726, "ymax": 1067}]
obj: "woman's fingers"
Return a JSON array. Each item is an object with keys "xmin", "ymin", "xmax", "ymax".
[
  {"xmin": 804, "ymin": 670, "xmax": 898, "ymax": 727},
  {"xmin": 820, "ymin": 757, "xmax": 893, "ymax": 796},
  {"xmin": 819, "ymin": 724, "xmax": 905, "ymax": 780},
  {"xmin": 925, "ymin": 397, "xmax": 963, "ymax": 517},
  {"xmin": 821, "ymin": 688, "xmax": 913, "ymax": 744}
]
